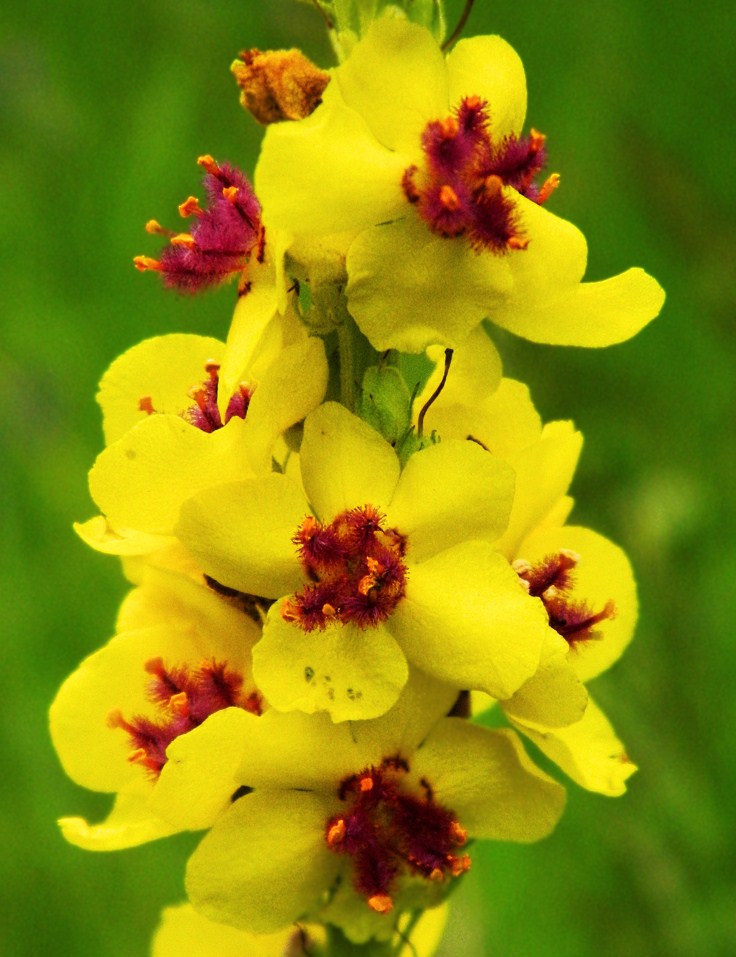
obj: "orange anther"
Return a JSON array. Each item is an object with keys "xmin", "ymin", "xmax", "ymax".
[
  {"xmin": 327, "ymin": 819, "xmax": 346, "ymax": 847},
  {"xmin": 128, "ymin": 747, "xmax": 148, "ymax": 766},
  {"xmin": 537, "ymin": 172, "xmax": 561, "ymax": 204},
  {"xmin": 440, "ymin": 117, "xmax": 459, "ymax": 139},
  {"xmin": 429, "ymin": 867, "xmax": 444, "ymax": 882},
  {"xmin": 168, "ymin": 691, "xmax": 189, "ymax": 715},
  {"xmin": 439, "ymin": 185, "xmax": 461, "ymax": 211},
  {"xmin": 222, "ymin": 186, "xmax": 239, "ymax": 203},
  {"xmin": 133, "ymin": 255, "xmax": 161, "ymax": 272},
  {"xmin": 449, "ymin": 854, "xmax": 471, "ymax": 876},
  {"xmin": 197, "ymin": 154, "xmax": 219, "ymax": 175},
  {"xmin": 178, "ymin": 195, "xmax": 203, "ymax": 218},
  {"xmin": 450, "ymin": 821, "xmax": 468, "ymax": 845},
  {"xmin": 170, "ymin": 232, "xmax": 196, "ymax": 248},
  {"xmin": 368, "ymin": 894, "xmax": 393, "ymax": 914},
  {"xmin": 204, "ymin": 359, "xmax": 221, "ymax": 376},
  {"xmin": 483, "ymin": 174, "xmax": 504, "ymax": 195},
  {"xmin": 322, "ymin": 603, "xmax": 337, "ymax": 617},
  {"xmin": 507, "ymin": 235, "xmax": 530, "ymax": 251},
  {"xmin": 464, "ymin": 95, "xmax": 483, "ymax": 112},
  {"xmin": 359, "ymin": 775, "xmax": 374, "ymax": 793},
  {"xmin": 145, "ymin": 219, "xmax": 166, "ymax": 235},
  {"xmin": 281, "ymin": 601, "xmax": 299, "ymax": 622},
  {"xmin": 529, "ymin": 128, "xmax": 547, "ymax": 151},
  {"xmin": 138, "ymin": 396, "xmax": 155, "ymax": 415}
]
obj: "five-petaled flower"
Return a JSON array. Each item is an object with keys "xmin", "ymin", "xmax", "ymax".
[{"xmin": 256, "ymin": 17, "xmax": 664, "ymax": 352}]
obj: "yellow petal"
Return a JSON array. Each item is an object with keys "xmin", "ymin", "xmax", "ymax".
[
  {"xmin": 73, "ymin": 515, "xmax": 170, "ymax": 556},
  {"xmin": 501, "ymin": 631, "xmax": 588, "ymax": 729},
  {"xmin": 387, "ymin": 438, "xmax": 515, "ymax": 562},
  {"xmin": 347, "ymin": 216, "xmax": 512, "ymax": 353},
  {"xmin": 255, "ymin": 80, "xmax": 406, "ymax": 236},
  {"xmin": 152, "ymin": 903, "xmax": 326, "ymax": 957},
  {"xmin": 253, "ymin": 610, "xmax": 409, "ymax": 722},
  {"xmin": 151, "ymin": 708, "xmax": 258, "ymax": 831},
  {"xmin": 59, "ymin": 787, "xmax": 176, "ymax": 851},
  {"xmin": 300, "ymin": 402, "xmax": 400, "ymax": 520},
  {"xmin": 512, "ymin": 696, "xmax": 637, "ymax": 796},
  {"xmin": 446, "ymin": 35, "xmax": 527, "ymax": 140},
  {"xmin": 89, "ymin": 414, "xmax": 256, "ymax": 536},
  {"xmin": 336, "ymin": 17, "xmax": 448, "ymax": 154},
  {"xmin": 185, "ymin": 790, "xmax": 340, "ymax": 933},
  {"xmin": 422, "ymin": 325, "xmax": 503, "ymax": 410},
  {"xmin": 97, "ymin": 334, "xmax": 224, "ymax": 445},
  {"xmin": 176, "ymin": 474, "xmax": 307, "ymax": 598},
  {"xmin": 412, "ymin": 722, "xmax": 565, "ymax": 842},
  {"xmin": 390, "ymin": 543, "xmax": 548, "ymax": 699}
]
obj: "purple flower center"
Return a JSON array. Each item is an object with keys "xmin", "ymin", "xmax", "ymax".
[
  {"xmin": 282, "ymin": 506, "xmax": 408, "ymax": 632},
  {"xmin": 325, "ymin": 757, "xmax": 470, "ymax": 914},
  {"xmin": 402, "ymin": 96, "xmax": 559, "ymax": 253}
]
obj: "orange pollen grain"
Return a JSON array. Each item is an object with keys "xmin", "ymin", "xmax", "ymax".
[
  {"xmin": 327, "ymin": 819, "xmax": 346, "ymax": 846},
  {"xmin": 197, "ymin": 154, "xmax": 218, "ymax": 174},
  {"xmin": 359, "ymin": 776, "xmax": 374, "ymax": 793},
  {"xmin": 133, "ymin": 255, "xmax": 161, "ymax": 272},
  {"xmin": 168, "ymin": 691, "xmax": 189, "ymax": 715},
  {"xmin": 507, "ymin": 235, "xmax": 530, "ymax": 250},
  {"xmin": 170, "ymin": 232, "xmax": 196, "ymax": 248},
  {"xmin": 440, "ymin": 117, "xmax": 459, "ymax": 138},
  {"xmin": 483, "ymin": 174, "xmax": 504, "ymax": 195},
  {"xmin": 322, "ymin": 603, "xmax": 337, "ymax": 617},
  {"xmin": 439, "ymin": 184, "xmax": 461, "ymax": 211},
  {"xmin": 537, "ymin": 172, "xmax": 561, "ymax": 204},
  {"xmin": 145, "ymin": 219, "xmax": 165, "ymax": 235},
  {"xmin": 450, "ymin": 821, "xmax": 468, "ymax": 845},
  {"xmin": 178, "ymin": 195, "xmax": 203, "ymax": 218},
  {"xmin": 222, "ymin": 186, "xmax": 239, "ymax": 204},
  {"xmin": 368, "ymin": 894, "xmax": 393, "ymax": 914},
  {"xmin": 530, "ymin": 128, "xmax": 547, "ymax": 151}
]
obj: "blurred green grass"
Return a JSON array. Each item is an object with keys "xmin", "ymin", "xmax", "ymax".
[{"xmin": 1, "ymin": 1, "xmax": 734, "ymax": 954}]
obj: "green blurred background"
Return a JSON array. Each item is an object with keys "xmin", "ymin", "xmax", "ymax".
[{"xmin": 1, "ymin": 0, "xmax": 733, "ymax": 954}]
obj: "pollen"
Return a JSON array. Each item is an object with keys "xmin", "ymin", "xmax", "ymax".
[
  {"xmin": 283, "ymin": 506, "xmax": 408, "ymax": 632},
  {"xmin": 439, "ymin": 185, "xmax": 461, "ymax": 210},
  {"xmin": 368, "ymin": 895, "xmax": 393, "ymax": 914},
  {"xmin": 178, "ymin": 196, "xmax": 203, "ymax": 218},
  {"xmin": 327, "ymin": 819, "xmax": 346, "ymax": 846},
  {"xmin": 222, "ymin": 186, "xmax": 239, "ymax": 204}
]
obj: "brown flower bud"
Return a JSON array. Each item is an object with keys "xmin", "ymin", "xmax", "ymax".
[{"xmin": 231, "ymin": 48, "xmax": 330, "ymax": 124}]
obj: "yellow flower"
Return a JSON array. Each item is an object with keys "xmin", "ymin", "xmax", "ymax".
[
  {"xmin": 414, "ymin": 339, "xmax": 637, "ymax": 793},
  {"xmin": 50, "ymin": 568, "xmax": 263, "ymax": 849},
  {"xmin": 256, "ymin": 17, "xmax": 664, "ymax": 352},
  {"xmin": 177, "ymin": 402, "xmax": 549, "ymax": 721},
  {"xmin": 183, "ymin": 673, "xmax": 564, "ymax": 941},
  {"xmin": 87, "ymin": 306, "xmax": 327, "ymax": 538}
]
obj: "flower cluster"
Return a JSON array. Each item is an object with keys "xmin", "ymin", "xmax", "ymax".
[{"xmin": 51, "ymin": 4, "xmax": 661, "ymax": 955}]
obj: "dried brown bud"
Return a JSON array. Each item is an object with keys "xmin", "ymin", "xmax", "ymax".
[{"xmin": 231, "ymin": 48, "xmax": 330, "ymax": 124}]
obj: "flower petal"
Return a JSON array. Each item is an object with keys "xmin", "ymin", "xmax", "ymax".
[
  {"xmin": 300, "ymin": 402, "xmax": 400, "ymax": 520},
  {"xmin": 89, "ymin": 415, "xmax": 257, "ymax": 536},
  {"xmin": 495, "ymin": 420, "xmax": 583, "ymax": 558},
  {"xmin": 253, "ymin": 608, "xmax": 409, "ymax": 722},
  {"xmin": 413, "ymin": 721, "xmax": 565, "ymax": 841},
  {"xmin": 336, "ymin": 18, "xmax": 448, "ymax": 154},
  {"xmin": 176, "ymin": 474, "xmax": 307, "ymax": 597},
  {"xmin": 97, "ymin": 334, "xmax": 225, "ymax": 445},
  {"xmin": 390, "ymin": 543, "xmax": 548, "ymax": 699},
  {"xmin": 185, "ymin": 790, "xmax": 340, "ymax": 933},
  {"xmin": 501, "ymin": 631, "xmax": 588, "ymax": 729},
  {"xmin": 255, "ymin": 80, "xmax": 406, "ymax": 235},
  {"xmin": 73, "ymin": 515, "xmax": 170, "ymax": 556},
  {"xmin": 152, "ymin": 903, "xmax": 326, "ymax": 957},
  {"xmin": 58, "ymin": 787, "xmax": 176, "ymax": 851},
  {"xmin": 387, "ymin": 439, "xmax": 515, "ymax": 562},
  {"xmin": 512, "ymin": 696, "xmax": 637, "ymax": 796},
  {"xmin": 150, "ymin": 708, "xmax": 258, "ymax": 831},
  {"xmin": 422, "ymin": 326, "xmax": 503, "ymax": 410},
  {"xmin": 347, "ymin": 216, "xmax": 512, "ymax": 353},
  {"xmin": 446, "ymin": 35, "xmax": 527, "ymax": 140}
]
